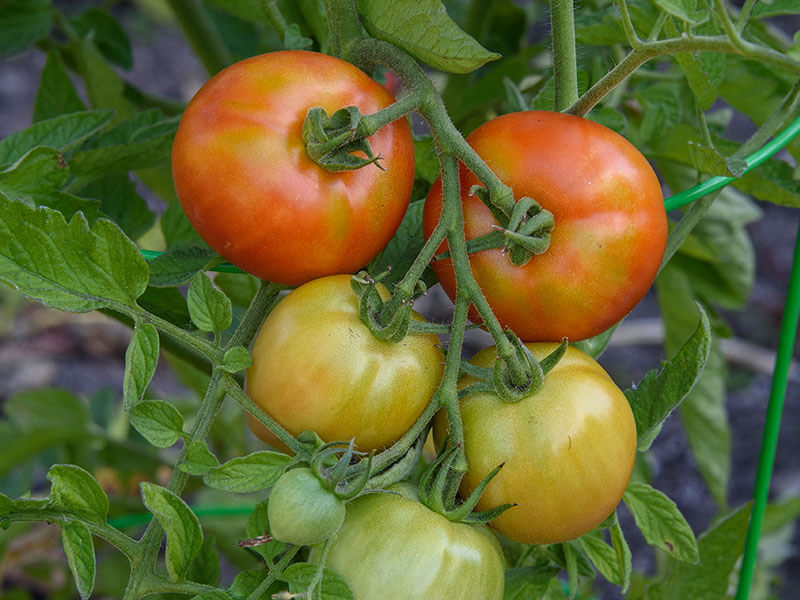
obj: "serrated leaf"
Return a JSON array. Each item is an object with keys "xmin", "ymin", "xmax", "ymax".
[
  {"xmin": 47, "ymin": 464, "xmax": 109, "ymax": 524},
  {"xmin": 579, "ymin": 527, "xmax": 631, "ymax": 589},
  {"xmin": 0, "ymin": 147, "xmax": 69, "ymax": 201},
  {"xmin": 222, "ymin": 346, "xmax": 252, "ymax": 374},
  {"xmin": 503, "ymin": 566, "xmax": 560, "ymax": 600},
  {"xmin": 647, "ymin": 504, "xmax": 750, "ymax": 600},
  {"xmin": 130, "ymin": 400, "xmax": 184, "ymax": 448},
  {"xmin": 357, "ymin": 0, "xmax": 500, "ymax": 74},
  {"xmin": 148, "ymin": 246, "xmax": 220, "ymax": 287},
  {"xmin": 123, "ymin": 322, "xmax": 160, "ymax": 410},
  {"xmin": 203, "ymin": 451, "xmax": 291, "ymax": 493},
  {"xmin": 179, "ymin": 440, "xmax": 220, "ymax": 476},
  {"xmin": 0, "ymin": 0, "xmax": 52, "ymax": 57},
  {"xmin": 752, "ymin": 0, "xmax": 800, "ymax": 18},
  {"xmin": 72, "ymin": 34, "xmax": 135, "ymax": 122},
  {"xmin": 246, "ymin": 500, "xmax": 285, "ymax": 562},
  {"xmin": 62, "ymin": 521, "xmax": 96, "ymax": 600},
  {"xmin": 624, "ymin": 304, "xmax": 711, "ymax": 450},
  {"xmin": 662, "ymin": 19, "xmax": 724, "ymax": 111},
  {"xmin": 140, "ymin": 482, "xmax": 203, "ymax": 581},
  {"xmin": 653, "ymin": 0, "xmax": 709, "ymax": 25},
  {"xmin": 188, "ymin": 272, "xmax": 233, "ymax": 333},
  {"xmin": 282, "ymin": 562, "xmax": 353, "ymax": 600},
  {"xmin": 0, "ymin": 196, "xmax": 149, "ymax": 312},
  {"xmin": 624, "ymin": 482, "xmax": 699, "ymax": 563},
  {"xmin": 5, "ymin": 387, "xmax": 88, "ymax": 432},
  {"xmin": 34, "ymin": 51, "xmax": 87, "ymax": 122},
  {"xmin": 71, "ymin": 8, "xmax": 133, "ymax": 69}
]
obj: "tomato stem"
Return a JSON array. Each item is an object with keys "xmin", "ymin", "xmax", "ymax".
[{"xmin": 549, "ymin": 0, "xmax": 579, "ymax": 110}]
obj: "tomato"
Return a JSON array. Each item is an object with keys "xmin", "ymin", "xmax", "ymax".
[
  {"xmin": 314, "ymin": 483, "xmax": 505, "ymax": 598},
  {"xmin": 267, "ymin": 468, "xmax": 345, "ymax": 545},
  {"xmin": 172, "ymin": 50, "xmax": 415, "ymax": 286},
  {"xmin": 245, "ymin": 275, "xmax": 443, "ymax": 452},
  {"xmin": 422, "ymin": 111, "xmax": 666, "ymax": 341},
  {"xmin": 434, "ymin": 343, "xmax": 636, "ymax": 545}
]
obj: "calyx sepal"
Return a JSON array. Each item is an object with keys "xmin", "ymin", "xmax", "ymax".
[
  {"xmin": 493, "ymin": 334, "xmax": 567, "ymax": 402},
  {"xmin": 351, "ymin": 270, "xmax": 415, "ymax": 343},
  {"xmin": 302, "ymin": 106, "xmax": 383, "ymax": 171}
]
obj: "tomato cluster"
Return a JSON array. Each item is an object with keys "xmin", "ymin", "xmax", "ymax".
[{"xmin": 174, "ymin": 50, "xmax": 665, "ymax": 597}]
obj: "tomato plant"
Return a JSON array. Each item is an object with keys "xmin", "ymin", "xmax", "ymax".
[
  {"xmin": 422, "ymin": 111, "xmax": 668, "ymax": 341},
  {"xmin": 435, "ymin": 343, "xmax": 637, "ymax": 544},
  {"xmin": 315, "ymin": 483, "xmax": 505, "ymax": 598},
  {"xmin": 245, "ymin": 274, "xmax": 443, "ymax": 452},
  {"xmin": 267, "ymin": 467, "xmax": 345, "ymax": 545},
  {"xmin": 172, "ymin": 49, "xmax": 415, "ymax": 286}
]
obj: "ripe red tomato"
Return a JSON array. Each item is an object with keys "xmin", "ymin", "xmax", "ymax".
[
  {"xmin": 172, "ymin": 50, "xmax": 415, "ymax": 286},
  {"xmin": 434, "ymin": 343, "xmax": 637, "ymax": 545},
  {"xmin": 422, "ymin": 111, "xmax": 667, "ymax": 341},
  {"xmin": 315, "ymin": 483, "xmax": 505, "ymax": 598},
  {"xmin": 245, "ymin": 275, "xmax": 443, "ymax": 452}
]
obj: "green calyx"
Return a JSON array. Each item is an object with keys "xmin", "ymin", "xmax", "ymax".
[
  {"xmin": 470, "ymin": 187, "xmax": 554, "ymax": 266},
  {"xmin": 418, "ymin": 440, "xmax": 514, "ymax": 524},
  {"xmin": 492, "ymin": 334, "xmax": 567, "ymax": 402},
  {"xmin": 310, "ymin": 439, "xmax": 375, "ymax": 500},
  {"xmin": 302, "ymin": 105, "xmax": 383, "ymax": 171},
  {"xmin": 351, "ymin": 270, "xmax": 422, "ymax": 343}
]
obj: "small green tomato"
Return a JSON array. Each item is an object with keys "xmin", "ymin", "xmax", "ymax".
[{"xmin": 267, "ymin": 467, "xmax": 345, "ymax": 546}]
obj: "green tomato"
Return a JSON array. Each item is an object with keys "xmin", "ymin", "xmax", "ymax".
[
  {"xmin": 268, "ymin": 468, "xmax": 345, "ymax": 546},
  {"xmin": 314, "ymin": 483, "xmax": 505, "ymax": 598}
]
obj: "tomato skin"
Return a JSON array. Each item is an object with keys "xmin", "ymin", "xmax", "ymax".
[
  {"xmin": 315, "ymin": 483, "xmax": 505, "ymax": 598},
  {"xmin": 422, "ymin": 111, "xmax": 666, "ymax": 341},
  {"xmin": 245, "ymin": 275, "xmax": 443, "ymax": 452},
  {"xmin": 267, "ymin": 468, "xmax": 345, "ymax": 546},
  {"xmin": 172, "ymin": 50, "xmax": 415, "ymax": 286},
  {"xmin": 434, "ymin": 343, "xmax": 637, "ymax": 545}
]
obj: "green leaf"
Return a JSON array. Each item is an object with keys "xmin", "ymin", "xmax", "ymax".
[
  {"xmin": 5, "ymin": 387, "xmax": 88, "ymax": 432},
  {"xmin": 203, "ymin": 0, "xmax": 272, "ymax": 24},
  {"xmin": 221, "ymin": 346, "xmax": 252, "ymax": 374},
  {"xmin": 179, "ymin": 440, "xmax": 220, "ymax": 476},
  {"xmin": 662, "ymin": 19, "xmax": 725, "ymax": 112},
  {"xmin": 578, "ymin": 526, "xmax": 631, "ymax": 589},
  {"xmin": 213, "ymin": 272, "xmax": 259, "ymax": 309},
  {"xmin": 647, "ymin": 504, "xmax": 751, "ymax": 600},
  {"xmin": 246, "ymin": 500, "xmax": 285, "ymax": 563},
  {"xmin": 0, "ymin": 147, "xmax": 70, "ymax": 210},
  {"xmin": 653, "ymin": 0, "xmax": 709, "ymax": 25},
  {"xmin": 228, "ymin": 570, "xmax": 272, "ymax": 598},
  {"xmin": 129, "ymin": 400, "xmax": 184, "ymax": 448},
  {"xmin": 733, "ymin": 158, "xmax": 800, "ymax": 209},
  {"xmin": 148, "ymin": 246, "xmax": 220, "ymax": 287},
  {"xmin": 69, "ymin": 116, "xmax": 178, "ymax": 183},
  {"xmin": 0, "ymin": 0, "xmax": 52, "ymax": 57},
  {"xmin": 123, "ymin": 322, "xmax": 160, "ymax": 410},
  {"xmin": 161, "ymin": 201, "xmax": 205, "ymax": 249},
  {"xmin": 62, "ymin": 521, "xmax": 96, "ymax": 600},
  {"xmin": 188, "ymin": 272, "xmax": 233, "ymax": 333},
  {"xmin": 203, "ymin": 451, "xmax": 291, "ymax": 493},
  {"xmin": 282, "ymin": 562, "xmax": 354, "ymax": 600},
  {"xmin": 0, "ymin": 423, "xmax": 88, "ymax": 479},
  {"xmin": 0, "ymin": 493, "xmax": 13, "ymax": 516},
  {"xmin": 79, "ymin": 174, "xmax": 156, "ymax": 241},
  {"xmin": 368, "ymin": 201, "xmax": 434, "ymax": 288},
  {"xmin": 689, "ymin": 143, "xmax": 746, "ymax": 177},
  {"xmin": 0, "ymin": 196, "xmax": 149, "ymax": 312},
  {"xmin": 71, "ymin": 34, "xmax": 135, "ymax": 122},
  {"xmin": 357, "ymin": 0, "xmax": 500, "ymax": 74},
  {"xmin": 624, "ymin": 304, "xmax": 711, "ymax": 450},
  {"xmin": 71, "ymin": 8, "xmax": 133, "ymax": 69},
  {"xmin": 503, "ymin": 566, "xmax": 560, "ymax": 600},
  {"xmin": 752, "ymin": 0, "xmax": 800, "ymax": 18},
  {"xmin": 34, "ymin": 51, "xmax": 87, "ymax": 122},
  {"xmin": 191, "ymin": 592, "xmax": 233, "ymax": 600},
  {"xmin": 586, "ymin": 107, "xmax": 628, "ymax": 134},
  {"xmin": 140, "ymin": 482, "xmax": 203, "ymax": 581},
  {"xmin": 47, "ymin": 464, "xmax": 109, "ymax": 525},
  {"xmin": 624, "ymin": 482, "xmax": 699, "ymax": 563},
  {"xmin": 138, "ymin": 285, "xmax": 192, "ymax": 329},
  {"xmin": 0, "ymin": 110, "xmax": 113, "ymax": 166}
]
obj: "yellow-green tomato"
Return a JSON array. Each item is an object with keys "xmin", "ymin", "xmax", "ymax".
[
  {"xmin": 316, "ymin": 483, "xmax": 505, "ymax": 598},
  {"xmin": 267, "ymin": 468, "xmax": 344, "ymax": 546},
  {"xmin": 434, "ymin": 343, "xmax": 637, "ymax": 545},
  {"xmin": 245, "ymin": 274, "xmax": 443, "ymax": 453}
]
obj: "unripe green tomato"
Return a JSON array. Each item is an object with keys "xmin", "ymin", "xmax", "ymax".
[
  {"xmin": 268, "ymin": 468, "xmax": 345, "ymax": 546},
  {"xmin": 313, "ymin": 483, "xmax": 505, "ymax": 598}
]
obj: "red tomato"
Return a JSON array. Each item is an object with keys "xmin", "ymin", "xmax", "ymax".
[
  {"xmin": 422, "ymin": 111, "xmax": 667, "ymax": 341},
  {"xmin": 172, "ymin": 50, "xmax": 415, "ymax": 286}
]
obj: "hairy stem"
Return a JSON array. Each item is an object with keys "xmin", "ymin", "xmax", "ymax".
[{"xmin": 550, "ymin": 0, "xmax": 579, "ymax": 110}]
